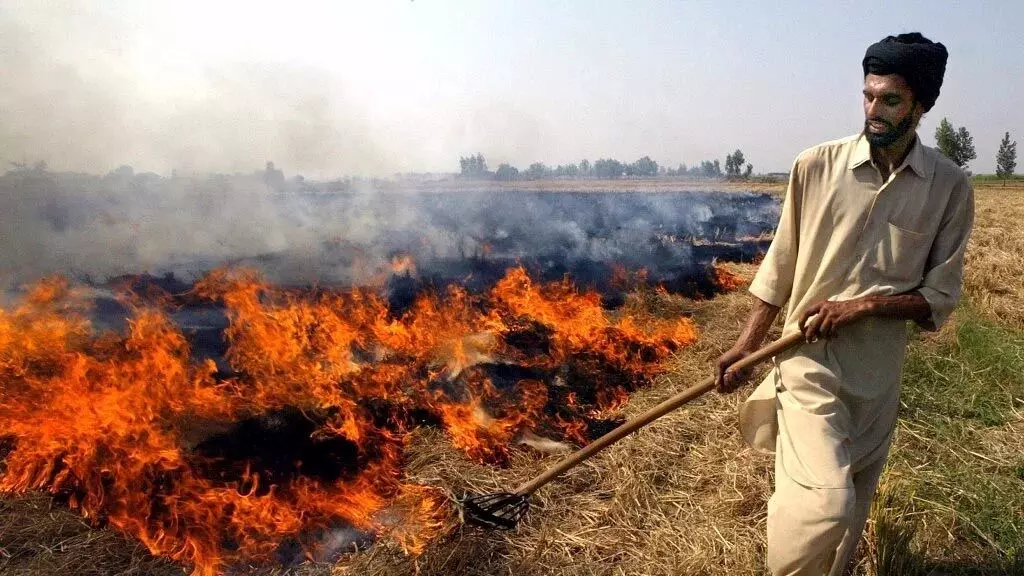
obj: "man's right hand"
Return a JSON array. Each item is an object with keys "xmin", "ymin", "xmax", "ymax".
[
  {"xmin": 715, "ymin": 346, "xmax": 756, "ymax": 393},
  {"xmin": 712, "ymin": 297, "xmax": 781, "ymax": 393}
]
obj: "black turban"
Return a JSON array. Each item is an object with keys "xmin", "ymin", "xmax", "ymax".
[{"xmin": 862, "ymin": 32, "xmax": 948, "ymax": 112}]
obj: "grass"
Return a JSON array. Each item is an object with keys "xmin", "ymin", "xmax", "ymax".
[
  {"xmin": 901, "ymin": 313, "xmax": 1023, "ymax": 427},
  {"xmin": 875, "ymin": 309, "xmax": 1024, "ymax": 573},
  {"xmin": 970, "ymin": 174, "xmax": 1024, "ymax": 184},
  {"xmin": 867, "ymin": 180, "xmax": 1024, "ymax": 575}
]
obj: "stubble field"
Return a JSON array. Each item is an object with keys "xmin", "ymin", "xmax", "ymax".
[{"xmin": 1, "ymin": 179, "xmax": 1021, "ymax": 575}]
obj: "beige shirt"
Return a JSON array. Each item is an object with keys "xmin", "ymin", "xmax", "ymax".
[{"xmin": 741, "ymin": 132, "xmax": 975, "ymax": 482}]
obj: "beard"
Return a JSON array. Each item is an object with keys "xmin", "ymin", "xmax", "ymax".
[{"xmin": 863, "ymin": 111, "xmax": 916, "ymax": 147}]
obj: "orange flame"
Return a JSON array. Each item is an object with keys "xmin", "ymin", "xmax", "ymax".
[
  {"xmin": 711, "ymin": 260, "xmax": 746, "ymax": 292},
  {"xmin": 0, "ymin": 265, "xmax": 698, "ymax": 573},
  {"xmin": 390, "ymin": 255, "xmax": 418, "ymax": 277}
]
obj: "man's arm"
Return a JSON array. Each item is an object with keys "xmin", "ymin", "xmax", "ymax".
[
  {"xmin": 715, "ymin": 297, "xmax": 781, "ymax": 393},
  {"xmin": 798, "ymin": 291, "xmax": 931, "ymax": 340},
  {"xmin": 716, "ymin": 291, "xmax": 929, "ymax": 393},
  {"xmin": 800, "ymin": 173, "xmax": 974, "ymax": 339},
  {"xmin": 915, "ymin": 176, "xmax": 975, "ymax": 330},
  {"xmin": 715, "ymin": 154, "xmax": 804, "ymax": 393}
]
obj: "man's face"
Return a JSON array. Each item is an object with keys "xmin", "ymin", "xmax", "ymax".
[{"xmin": 862, "ymin": 73, "xmax": 921, "ymax": 147}]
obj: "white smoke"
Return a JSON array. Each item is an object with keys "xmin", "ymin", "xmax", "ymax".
[{"xmin": 0, "ymin": 166, "xmax": 780, "ymax": 297}]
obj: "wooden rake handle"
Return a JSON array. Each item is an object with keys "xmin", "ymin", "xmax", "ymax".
[{"xmin": 513, "ymin": 331, "xmax": 804, "ymax": 496}]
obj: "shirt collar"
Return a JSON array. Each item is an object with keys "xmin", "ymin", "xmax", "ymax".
[
  {"xmin": 848, "ymin": 133, "xmax": 928, "ymax": 178},
  {"xmin": 849, "ymin": 133, "xmax": 873, "ymax": 170},
  {"xmin": 902, "ymin": 135, "xmax": 928, "ymax": 178}
]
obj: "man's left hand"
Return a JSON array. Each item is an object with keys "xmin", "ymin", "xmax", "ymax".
[{"xmin": 798, "ymin": 298, "xmax": 875, "ymax": 341}]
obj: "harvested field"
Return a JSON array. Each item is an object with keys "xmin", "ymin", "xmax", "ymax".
[
  {"xmin": 963, "ymin": 181, "xmax": 1024, "ymax": 330},
  {"xmin": 1, "ymin": 182, "xmax": 1022, "ymax": 575}
]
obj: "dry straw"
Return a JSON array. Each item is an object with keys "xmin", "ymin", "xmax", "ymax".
[{"xmin": 2, "ymin": 182, "xmax": 1021, "ymax": 576}]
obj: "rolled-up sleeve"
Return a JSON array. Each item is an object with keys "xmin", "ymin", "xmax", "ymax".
[
  {"xmin": 749, "ymin": 157, "xmax": 804, "ymax": 307},
  {"xmin": 916, "ymin": 175, "xmax": 975, "ymax": 331}
]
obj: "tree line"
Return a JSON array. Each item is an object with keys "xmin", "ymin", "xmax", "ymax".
[
  {"xmin": 464, "ymin": 122, "xmax": 1020, "ymax": 182},
  {"xmin": 459, "ymin": 150, "xmax": 754, "ymax": 181},
  {"xmin": 934, "ymin": 118, "xmax": 1017, "ymax": 178}
]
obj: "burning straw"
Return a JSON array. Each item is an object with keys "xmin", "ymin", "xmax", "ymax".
[{"xmin": 0, "ymin": 265, "xmax": 698, "ymax": 574}]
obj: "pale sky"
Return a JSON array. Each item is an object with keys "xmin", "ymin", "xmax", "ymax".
[{"xmin": 2, "ymin": 1, "xmax": 1022, "ymax": 177}]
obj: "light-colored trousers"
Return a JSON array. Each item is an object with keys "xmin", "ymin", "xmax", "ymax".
[
  {"xmin": 766, "ymin": 432, "xmax": 890, "ymax": 576},
  {"xmin": 743, "ymin": 324, "xmax": 906, "ymax": 576}
]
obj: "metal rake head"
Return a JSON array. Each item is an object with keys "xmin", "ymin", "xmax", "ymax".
[{"xmin": 461, "ymin": 492, "xmax": 530, "ymax": 529}]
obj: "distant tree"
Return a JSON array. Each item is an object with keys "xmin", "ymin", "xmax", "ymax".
[
  {"xmin": 696, "ymin": 159, "xmax": 722, "ymax": 178},
  {"xmin": 934, "ymin": 119, "xmax": 956, "ymax": 160},
  {"xmin": 593, "ymin": 158, "xmax": 625, "ymax": 179},
  {"xmin": 11, "ymin": 160, "xmax": 49, "ymax": 174},
  {"xmin": 956, "ymin": 127, "xmax": 976, "ymax": 169},
  {"xmin": 264, "ymin": 161, "xmax": 285, "ymax": 190},
  {"xmin": 996, "ymin": 132, "xmax": 1017, "ymax": 178},
  {"xmin": 580, "ymin": 159, "xmax": 591, "ymax": 177},
  {"xmin": 934, "ymin": 118, "xmax": 977, "ymax": 169},
  {"xmin": 744, "ymin": 163, "xmax": 754, "ymax": 178},
  {"xmin": 8, "ymin": 160, "xmax": 50, "ymax": 177},
  {"xmin": 494, "ymin": 163, "xmax": 520, "ymax": 181},
  {"xmin": 629, "ymin": 156, "xmax": 659, "ymax": 177},
  {"xmin": 553, "ymin": 163, "xmax": 580, "ymax": 178},
  {"xmin": 459, "ymin": 153, "xmax": 489, "ymax": 177},
  {"xmin": 725, "ymin": 150, "xmax": 746, "ymax": 177},
  {"xmin": 524, "ymin": 162, "xmax": 549, "ymax": 180}
]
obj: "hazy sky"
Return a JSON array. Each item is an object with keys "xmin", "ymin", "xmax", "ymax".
[{"xmin": 2, "ymin": 1, "xmax": 1022, "ymax": 177}]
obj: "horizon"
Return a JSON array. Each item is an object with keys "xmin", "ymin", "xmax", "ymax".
[{"xmin": 3, "ymin": 1, "xmax": 1022, "ymax": 178}]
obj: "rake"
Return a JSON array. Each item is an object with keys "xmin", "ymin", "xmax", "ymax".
[{"xmin": 461, "ymin": 331, "xmax": 804, "ymax": 529}]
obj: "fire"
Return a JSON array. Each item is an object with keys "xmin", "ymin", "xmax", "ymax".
[
  {"xmin": 610, "ymin": 264, "xmax": 649, "ymax": 292},
  {"xmin": 390, "ymin": 254, "xmax": 418, "ymax": 277},
  {"xmin": 381, "ymin": 484, "xmax": 455, "ymax": 556},
  {"xmin": 0, "ymin": 264, "xmax": 698, "ymax": 574},
  {"xmin": 711, "ymin": 260, "xmax": 746, "ymax": 292}
]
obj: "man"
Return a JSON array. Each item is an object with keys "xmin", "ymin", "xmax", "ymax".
[{"xmin": 714, "ymin": 33, "xmax": 974, "ymax": 575}]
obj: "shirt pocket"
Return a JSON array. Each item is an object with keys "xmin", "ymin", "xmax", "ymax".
[{"xmin": 868, "ymin": 221, "xmax": 930, "ymax": 284}]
